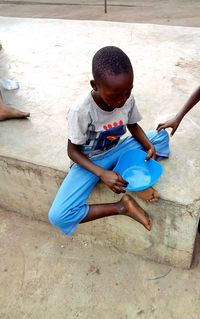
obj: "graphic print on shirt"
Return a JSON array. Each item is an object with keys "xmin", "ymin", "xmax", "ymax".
[{"xmin": 81, "ymin": 121, "xmax": 126, "ymax": 155}]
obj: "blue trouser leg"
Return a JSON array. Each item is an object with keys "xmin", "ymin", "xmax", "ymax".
[
  {"xmin": 114, "ymin": 130, "xmax": 169, "ymax": 158},
  {"xmin": 48, "ymin": 149, "xmax": 117, "ymax": 236},
  {"xmin": 48, "ymin": 130, "xmax": 169, "ymax": 235}
]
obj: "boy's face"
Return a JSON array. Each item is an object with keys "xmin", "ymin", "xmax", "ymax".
[{"xmin": 93, "ymin": 71, "xmax": 133, "ymax": 110}]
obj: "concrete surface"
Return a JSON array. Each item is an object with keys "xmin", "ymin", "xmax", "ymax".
[
  {"xmin": 0, "ymin": 0, "xmax": 200, "ymax": 27},
  {"xmin": 0, "ymin": 208, "xmax": 200, "ymax": 319},
  {"xmin": 0, "ymin": 17, "xmax": 200, "ymax": 268}
]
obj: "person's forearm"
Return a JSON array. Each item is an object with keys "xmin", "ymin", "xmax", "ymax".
[
  {"xmin": 68, "ymin": 141, "xmax": 105, "ymax": 177},
  {"xmin": 127, "ymin": 123, "xmax": 152, "ymax": 150},
  {"xmin": 176, "ymin": 86, "xmax": 200, "ymax": 121}
]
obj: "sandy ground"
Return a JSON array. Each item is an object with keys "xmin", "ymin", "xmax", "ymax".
[
  {"xmin": 1, "ymin": 209, "xmax": 200, "ymax": 319},
  {"xmin": 0, "ymin": 0, "xmax": 200, "ymax": 27}
]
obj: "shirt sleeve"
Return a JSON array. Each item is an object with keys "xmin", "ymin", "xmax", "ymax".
[
  {"xmin": 127, "ymin": 96, "xmax": 142, "ymax": 124},
  {"xmin": 67, "ymin": 109, "xmax": 90, "ymax": 145}
]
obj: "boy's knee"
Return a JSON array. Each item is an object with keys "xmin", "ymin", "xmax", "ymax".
[
  {"xmin": 147, "ymin": 129, "xmax": 169, "ymax": 144},
  {"xmin": 151, "ymin": 128, "xmax": 168, "ymax": 137},
  {"xmin": 158, "ymin": 129, "xmax": 169, "ymax": 141},
  {"xmin": 48, "ymin": 207, "xmax": 61, "ymax": 227}
]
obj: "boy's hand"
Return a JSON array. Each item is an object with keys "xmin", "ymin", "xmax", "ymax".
[
  {"xmin": 99, "ymin": 170, "xmax": 128, "ymax": 194},
  {"xmin": 156, "ymin": 117, "xmax": 181, "ymax": 136},
  {"xmin": 145, "ymin": 145, "xmax": 156, "ymax": 161}
]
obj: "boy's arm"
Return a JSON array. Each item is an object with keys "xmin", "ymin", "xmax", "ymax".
[
  {"xmin": 127, "ymin": 123, "xmax": 156, "ymax": 160},
  {"xmin": 68, "ymin": 139, "xmax": 128, "ymax": 194},
  {"xmin": 157, "ymin": 86, "xmax": 200, "ymax": 136}
]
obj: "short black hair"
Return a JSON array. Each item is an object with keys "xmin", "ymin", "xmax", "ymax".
[{"xmin": 92, "ymin": 46, "xmax": 133, "ymax": 83}]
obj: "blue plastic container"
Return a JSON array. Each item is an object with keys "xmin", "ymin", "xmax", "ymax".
[{"xmin": 114, "ymin": 149, "xmax": 163, "ymax": 191}]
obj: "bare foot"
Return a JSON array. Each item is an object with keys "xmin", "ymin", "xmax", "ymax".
[
  {"xmin": 0, "ymin": 102, "xmax": 30, "ymax": 121},
  {"xmin": 136, "ymin": 187, "xmax": 159, "ymax": 202},
  {"xmin": 119, "ymin": 194, "xmax": 152, "ymax": 231}
]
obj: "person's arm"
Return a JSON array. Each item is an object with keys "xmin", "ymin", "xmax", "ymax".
[
  {"xmin": 127, "ymin": 123, "xmax": 156, "ymax": 160},
  {"xmin": 68, "ymin": 140, "xmax": 128, "ymax": 194},
  {"xmin": 157, "ymin": 86, "xmax": 200, "ymax": 136}
]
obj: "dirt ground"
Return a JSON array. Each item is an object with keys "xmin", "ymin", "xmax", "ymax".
[
  {"xmin": 0, "ymin": 0, "xmax": 200, "ymax": 27},
  {"xmin": 1, "ymin": 209, "xmax": 200, "ymax": 319}
]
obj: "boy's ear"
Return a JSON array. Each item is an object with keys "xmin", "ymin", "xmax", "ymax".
[{"xmin": 90, "ymin": 80, "xmax": 98, "ymax": 91}]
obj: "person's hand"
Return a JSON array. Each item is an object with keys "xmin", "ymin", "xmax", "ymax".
[
  {"xmin": 99, "ymin": 169, "xmax": 128, "ymax": 194},
  {"xmin": 156, "ymin": 117, "xmax": 181, "ymax": 136},
  {"xmin": 145, "ymin": 144, "xmax": 156, "ymax": 161}
]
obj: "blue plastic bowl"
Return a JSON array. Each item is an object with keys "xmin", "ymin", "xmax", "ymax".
[{"xmin": 114, "ymin": 149, "xmax": 163, "ymax": 191}]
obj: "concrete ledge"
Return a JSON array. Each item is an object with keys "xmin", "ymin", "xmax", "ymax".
[
  {"xmin": 0, "ymin": 155, "xmax": 199, "ymax": 268},
  {"xmin": 1, "ymin": 17, "xmax": 200, "ymax": 268},
  {"xmin": 0, "ymin": 155, "xmax": 65, "ymax": 222}
]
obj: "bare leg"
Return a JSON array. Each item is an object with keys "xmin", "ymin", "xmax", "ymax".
[
  {"xmin": 136, "ymin": 187, "xmax": 159, "ymax": 202},
  {"xmin": 81, "ymin": 194, "xmax": 152, "ymax": 231},
  {"xmin": 0, "ymin": 89, "xmax": 30, "ymax": 120}
]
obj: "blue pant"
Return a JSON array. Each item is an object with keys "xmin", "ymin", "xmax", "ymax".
[{"xmin": 48, "ymin": 130, "xmax": 169, "ymax": 236}]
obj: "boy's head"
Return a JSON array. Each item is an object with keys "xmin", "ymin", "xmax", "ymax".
[{"xmin": 91, "ymin": 46, "xmax": 134, "ymax": 110}]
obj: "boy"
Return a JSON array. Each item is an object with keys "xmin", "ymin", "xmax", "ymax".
[{"xmin": 48, "ymin": 46, "xmax": 169, "ymax": 236}]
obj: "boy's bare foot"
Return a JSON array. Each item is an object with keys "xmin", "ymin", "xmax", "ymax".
[
  {"xmin": 0, "ymin": 102, "xmax": 30, "ymax": 121},
  {"xmin": 119, "ymin": 194, "xmax": 152, "ymax": 231},
  {"xmin": 136, "ymin": 187, "xmax": 159, "ymax": 202}
]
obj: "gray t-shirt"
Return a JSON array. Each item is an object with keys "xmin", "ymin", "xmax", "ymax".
[{"xmin": 67, "ymin": 92, "xmax": 142, "ymax": 158}]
